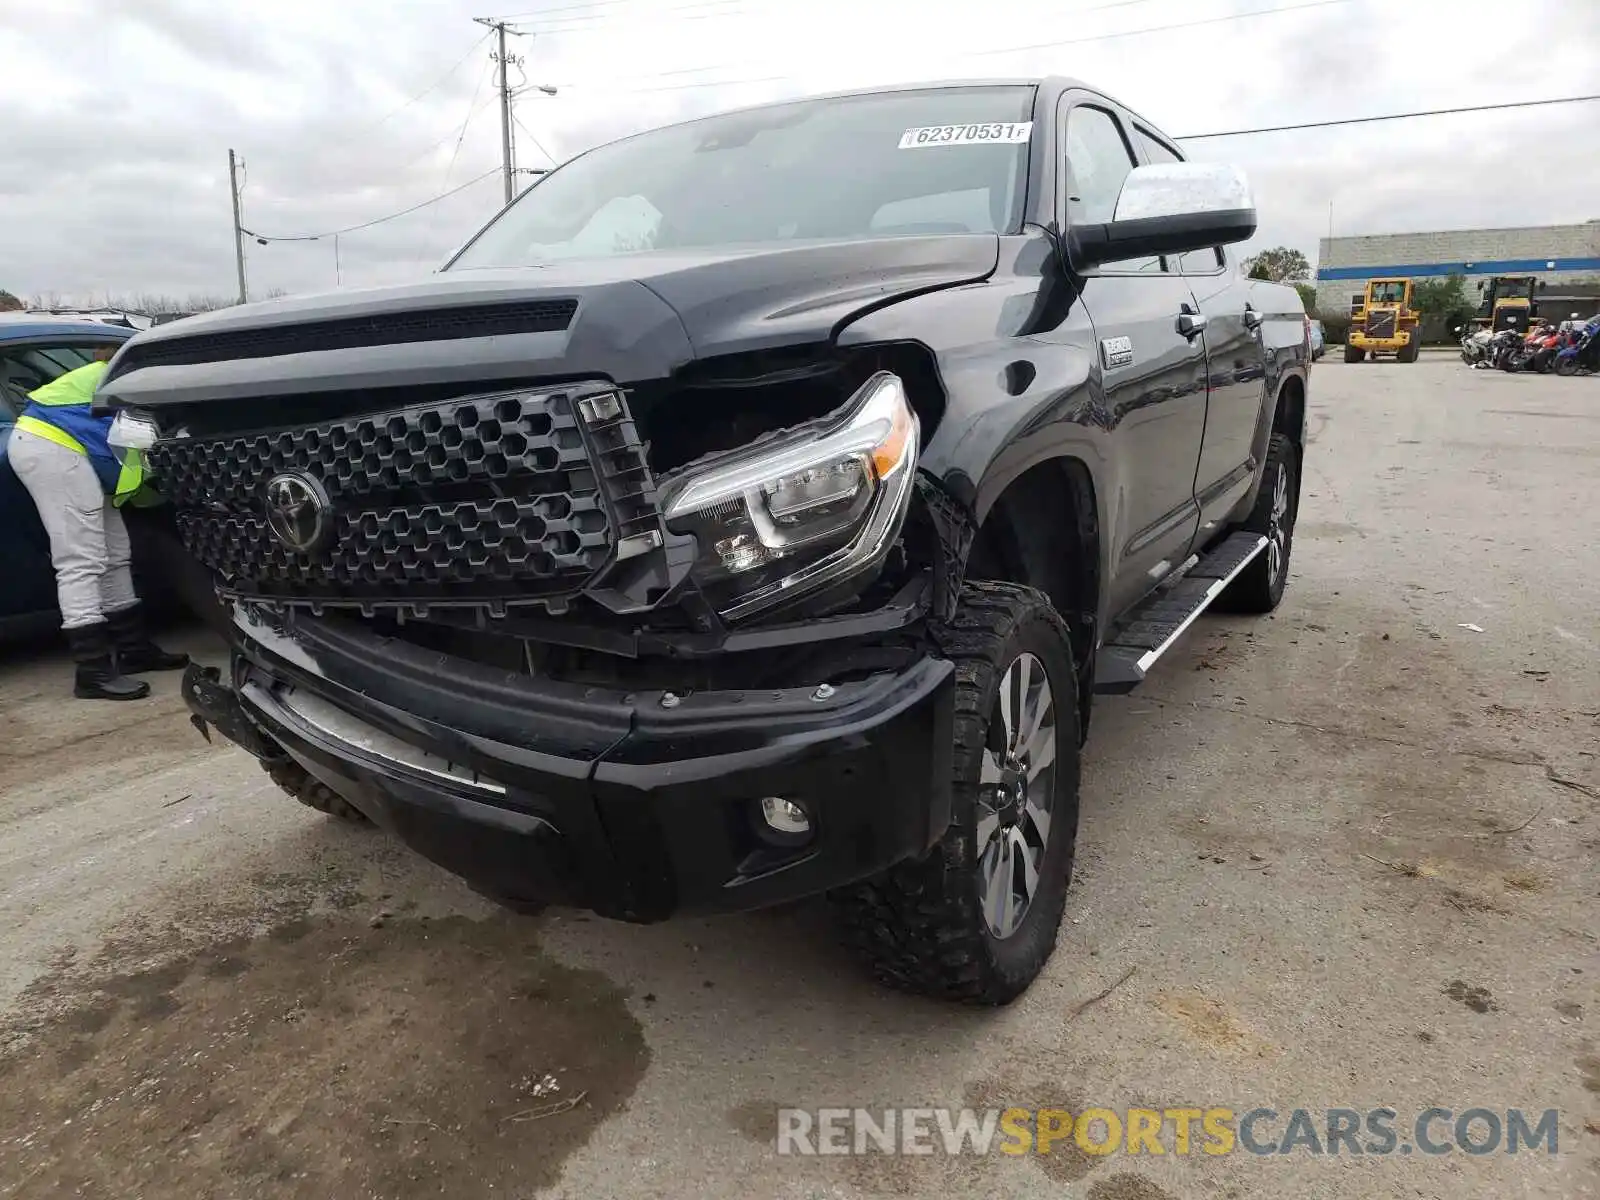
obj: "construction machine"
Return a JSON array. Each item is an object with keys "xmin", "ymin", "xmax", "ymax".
[
  {"xmin": 1345, "ymin": 277, "xmax": 1420, "ymax": 362},
  {"xmin": 1477, "ymin": 275, "xmax": 1537, "ymax": 333}
]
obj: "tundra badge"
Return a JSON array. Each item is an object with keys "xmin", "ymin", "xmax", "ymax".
[{"xmin": 1101, "ymin": 336, "xmax": 1135, "ymax": 369}]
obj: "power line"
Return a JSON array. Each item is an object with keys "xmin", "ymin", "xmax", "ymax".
[
  {"xmin": 1174, "ymin": 93, "xmax": 1600, "ymax": 139},
  {"xmin": 440, "ymin": 57, "xmax": 495, "ymax": 194},
  {"xmin": 493, "ymin": 0, "xmax": 739, "ymax": 27},
  {"xmin": 241, "ymin": 169, "xmax": 501, "ymax": 243},
  {"xmin": 552, "ymin": 0, "xmax": 1178, "ymax": 82},
  {"xmin": 358, "ymin": 32, "xmax": 493, "ymax": 131},
  {"xmin": 391, "ymin": 91, "xmax": 500, "ymax": 174},
  {"xmin": 499, "ymin": 0, "xmax": 1161, "ymax": 36},
  {"xmin": 512, "ymin": 113, "xmax": 559, "ymax": 165},
  {"xmin": 548, "ymin": 0, "xmax": 1353, "ymax": 93},
  {"xmin": 964, "ymin": 0, "xmax": 1350, "ymax": 56}
]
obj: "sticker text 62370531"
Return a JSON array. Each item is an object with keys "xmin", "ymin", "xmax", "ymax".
[{"xmin": 898, "ymin": 122, "xmax": 1033, "ymax": 149}]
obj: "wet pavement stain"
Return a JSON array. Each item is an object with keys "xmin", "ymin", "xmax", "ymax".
[
  {"xmin": 1087, "ymin": 1174, "xmax": 1179, "ymax": 1200},
  {"xmin": 726, "ymin": 1099, "xmax": 779, "ymax": 1147},
  {"xmin": 1442, "ymin": 980, "xmax": 1496, "ymax": 1014},
  {"xmin": 0, "ymin": 913, "xmax": 648, "ymax": 1200}
]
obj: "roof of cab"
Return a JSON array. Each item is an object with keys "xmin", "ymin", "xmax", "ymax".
[{"xmin": 0, "ymin": 316, "xmax": 135, "ymax": 344}]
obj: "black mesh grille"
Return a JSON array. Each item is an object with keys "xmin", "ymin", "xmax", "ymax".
[
  {"xmin": 1365, "ymin": 310, "xmax": 1397, "ymax": 338},
  {"xmin": 109, "ymin": 299, "xmax": 577, "ymax": 377},
  {"xmin": 148, "ymin": 384, "xmax": 624, "ymax": 609}
]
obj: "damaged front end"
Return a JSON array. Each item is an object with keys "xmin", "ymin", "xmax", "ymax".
[{"xmin": 139, "ymin": 344, "xmax": 973, "ymax": 919}]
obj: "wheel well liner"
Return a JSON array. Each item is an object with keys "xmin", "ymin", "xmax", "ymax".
[
  {"xmin": 1273, "ymin": 373, "xmax": 1306, "ymax": 448},
  {"xmin": 963, "ymin": 458, "xmax": 1099, "ymax": 675}
]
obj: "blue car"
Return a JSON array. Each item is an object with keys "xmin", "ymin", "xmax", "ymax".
[
  {"xmin": 0, "ymin": 317, "xmax": 186, "ymax": 639},
  {"xmin": 1308, "ymin": 319, "xmax": 1326, "ymax": 360}
]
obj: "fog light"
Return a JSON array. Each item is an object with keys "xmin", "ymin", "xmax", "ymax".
[{"xmin": 759, "ymin": 796, "xmax": 812, "ymax": 837}]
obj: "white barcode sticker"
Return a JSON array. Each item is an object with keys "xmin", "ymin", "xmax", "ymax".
[{"xmin": 898, "ymin": 122, "xmax": 1033, "ymax": 149}]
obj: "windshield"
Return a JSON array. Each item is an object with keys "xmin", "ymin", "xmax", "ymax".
[
  {"xmin": 447, "ymin": 86, "xmax": 1035, "ymax": 269},
  {"xmin": 1369, "ymin": 281, "xmax": 1407, "ymax": 304}
]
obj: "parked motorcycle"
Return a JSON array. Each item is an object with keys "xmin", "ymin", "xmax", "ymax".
[
  {"xmin": 1502, "ymin": 321, "xmax": 1562, "ymax": 373},
  {"xmin": 1553, "ymin": 316, "xmax": 1600, "ymax": 376},
  {"xmin": 1456, "ymin": 323, "xmax": 1493, "ymax": 365},
  {"xmin": 1485, "ymin": 325, "xmax": 1526, "ymax": 371}
]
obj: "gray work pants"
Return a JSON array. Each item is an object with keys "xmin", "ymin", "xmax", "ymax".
[{"xmin": 9, "ymin": 427, "xmax": 138, "ymax": 629}]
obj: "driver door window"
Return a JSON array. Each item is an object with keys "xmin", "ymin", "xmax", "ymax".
[{"xmin": 1064, "ymin": 105, "xmax": 1162, "ymax": 274}]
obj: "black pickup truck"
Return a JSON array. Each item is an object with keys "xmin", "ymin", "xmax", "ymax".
[{"xmin": 101, "ymin": 78, "xmax": 1308, "ymax": 1004}]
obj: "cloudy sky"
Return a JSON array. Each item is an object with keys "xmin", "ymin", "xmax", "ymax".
[{"xmin": 3, "ymin": 0, "xmax": 1597, "ymax": 306}]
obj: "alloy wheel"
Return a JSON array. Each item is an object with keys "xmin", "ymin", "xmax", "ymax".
[
  {"xmin": 975, "ymin": 651, "xmax": 1057, "ymax": 940},
  {"xmin": 1266, "ymin": 463, "xmax": 1289, "ymax": 585}
]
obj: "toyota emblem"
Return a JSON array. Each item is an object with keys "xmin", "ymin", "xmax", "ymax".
[{"xmin": 264, "ymin": 471, "xmax": 331, "ymax": 554}]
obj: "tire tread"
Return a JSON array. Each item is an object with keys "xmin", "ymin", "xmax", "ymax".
[
  {"xmin": 263, "ymin": 758, "xmax": 371, "ymax": 823},
  {"xmin": 833, "ymin": 581, "xmax": 1077, "ymax": 1005}
]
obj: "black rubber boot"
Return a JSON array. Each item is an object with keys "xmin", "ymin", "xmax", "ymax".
[
  {"xmin": 68, "ymin": 622, "xmax": 151, "ymax": 701},
  {"xmin": 106, "ymin": 603, "xmax": 190, "ymax": 673}
]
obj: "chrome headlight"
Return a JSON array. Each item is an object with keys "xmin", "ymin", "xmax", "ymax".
[{"xmin": 661, "ymin": 371, "xmax": 919, "ymax": 622}]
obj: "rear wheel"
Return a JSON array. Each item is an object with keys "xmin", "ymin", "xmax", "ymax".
[
  {"xmin": 1217, "ymin": 434, "xmax": 1298, "ymax": 614},
  {"xmin": 834, "ymin": 582, "xmax": 1080, "ymax": 1005},
  {"xmin": 1344, "ymin": 344, "xmax": 1364, "ymax": 363},
  {"xmin": 1555, "ymin": 356, "xmax": 1578, "ymax": 377}
]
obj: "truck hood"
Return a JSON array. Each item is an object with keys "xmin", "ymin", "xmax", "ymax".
[{"xmin": 99, "ymin": 236, "xmax": 998, "ymax": 410}]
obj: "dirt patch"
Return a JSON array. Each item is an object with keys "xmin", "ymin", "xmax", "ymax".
[
  {"xmin": 1503, "ymin": 869, "xmax": 1545, "ymax": 893},
  {"xmin": 1087, "ymin": 1174, "xmax": 1179, "ymax": 1200},
  {"xmin": 0, "ymin": 914, "xmax": 647, "ymax": 1199},
  {"xmin": 1297, "ymin": 522, "xmax": 1366, "ymax": 541},
  {"xmin": 1579, "ymin": 1053, "xmax": 1600, "ymax": 1094},
  {"xmin": 1443, "ymin": 887, "xmax": 1512, "ymax": 917},
  {"xmin": 0, "ymin": 694, "xmax": 217, "ymax": 797},
  {"xmin": 1151, "ymin": 991, "xmax": 1268, "ymax": 1057}
]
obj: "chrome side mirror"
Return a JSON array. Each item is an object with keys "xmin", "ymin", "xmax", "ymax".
[{"xmin": 1068, "ymin": 163, "xmax": 1257, "ymax": 269}]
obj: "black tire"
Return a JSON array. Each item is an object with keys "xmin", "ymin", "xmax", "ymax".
[
  {"xmin": 264, "ymin": 758, "xmax": 371, "ymax": 824},
  {"xmin": 1399, "ymin": 338, "xmax": 1419, "ymax": 363},
  {"xmin": 1217, "ymin": 433, "xmax": 1298, "ymax": 614},
  {"xmin": 1555, "ymin": 356, "xmax": 1577, "ymax": 377},
  {"xmin": 833, "ymin": 582, "xmax": 1081, "ymax": 1005},
  {"xmin": 1343, "ymin": 344, "xmax": 1363, "ymax": 363}
]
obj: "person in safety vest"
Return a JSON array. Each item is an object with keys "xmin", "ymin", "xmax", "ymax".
[{"xmin": 9, "ymin": 346, "xmax": 188, "ymax": 700}]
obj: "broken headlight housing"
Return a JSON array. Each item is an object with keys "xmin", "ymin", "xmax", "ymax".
[{"xmin": 661, "ymin": 371, "xmax": 919, "ymax": 622}]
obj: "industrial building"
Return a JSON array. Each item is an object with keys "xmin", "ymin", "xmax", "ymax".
[{"xmin": 1315, "ymin": 221, "xmax": 1600, "ymax": 320}]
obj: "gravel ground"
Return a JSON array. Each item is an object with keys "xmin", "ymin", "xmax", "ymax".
[{"xmin": 0, "ymin": 358, "xmax": 1595, "ymax": 1199}]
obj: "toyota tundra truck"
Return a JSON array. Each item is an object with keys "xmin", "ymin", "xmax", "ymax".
[{"xmin": 99, "ymin": 78, "xmax": 1309, "ymax": 1005}]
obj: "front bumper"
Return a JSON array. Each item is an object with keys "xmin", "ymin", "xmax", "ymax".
[
  {"xmin": 184, "ymin": 615, "xmax": 955, "ymax": 922},
  {"xmin": 1349, "ymin": 332, "xmax": 1408, "ymax": 352}
]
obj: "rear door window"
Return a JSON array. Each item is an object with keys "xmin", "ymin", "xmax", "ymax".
[{"xmin": 0, "ymin": 344, "xmax": 109, "ymax": 419}]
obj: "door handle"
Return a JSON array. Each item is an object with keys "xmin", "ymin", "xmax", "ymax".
[
  {"xmin": 1243, "ymin": 307, "xmax": 1263, "ymax": 331},
  {"xmin": 1177, "ymin": 310, "xmax": 1207, "ymax": 339}
]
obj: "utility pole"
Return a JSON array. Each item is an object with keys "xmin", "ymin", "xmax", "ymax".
[
  {"xmin": 475, "ymin": 18, "xmax": 524, "ymax": 206},
  {"xmin": 228, "ymin": 148, "xmax": 248, "ymax": 304}
]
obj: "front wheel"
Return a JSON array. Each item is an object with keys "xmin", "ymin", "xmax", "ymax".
[
  {"xmin": 1555, "ymin": 356, "xmax": 1578, "ymax": 377},
  {"xmin": 834, "ymin": 582, "xmax": 1081, "ymax": 1005}
]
